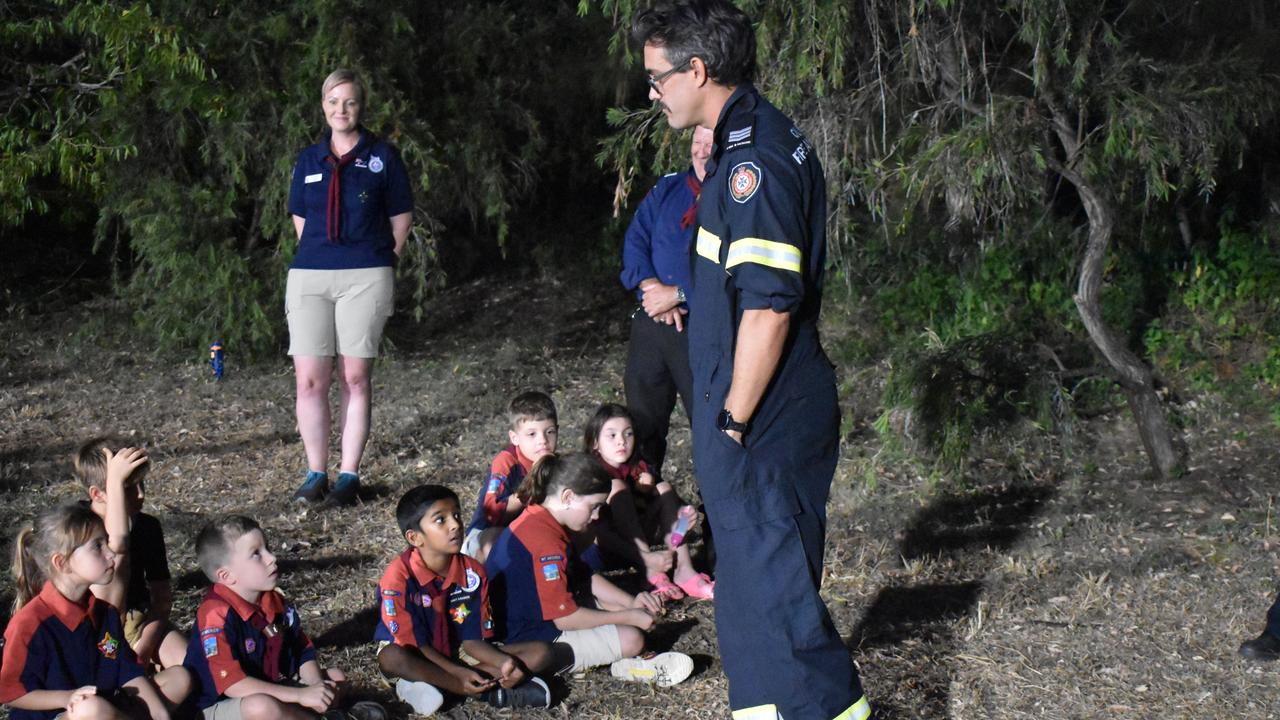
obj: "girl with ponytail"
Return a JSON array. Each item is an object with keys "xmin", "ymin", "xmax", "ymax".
[
  {"xmin": 1, "ymin": 505, "xmax": 190, "ymax": 719},
  {"xmin": 486, "ymin": 453, "xmax": 694, "ymax": 687}
]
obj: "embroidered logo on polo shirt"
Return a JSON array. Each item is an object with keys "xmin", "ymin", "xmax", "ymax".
[
  {"xmin": 98, "ymin": 632, "xmax": 119, "ymax": 659},
  {"xmin": 383, "ymin": 599, "xmax": 397, "ymax": 617},
  {"xmin": 729, "ymin": 162, "xmax": 762, "ymax": 204},
  {"xmin": 541, "ymin": 564, "xmax": 560, "ymax": 582},
  {"xmin": 369, "ymin": 156, "xmax": 384, "ymax": 173},
  {"xmin": 203, "ymin": 636, "xmax": 218, "ymax": 658},
  {"xmin": 451, "ymin": 605, "xmax": 470, "ymax": 624},
  {"xmin": 463, "ymin": 568, "xmax": 481, "ymax": 593}
]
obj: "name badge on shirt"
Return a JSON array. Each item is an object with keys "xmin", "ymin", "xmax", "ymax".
[{"xmin": 304, "ymin": 173, "xmax": 323, "ymax": 184}]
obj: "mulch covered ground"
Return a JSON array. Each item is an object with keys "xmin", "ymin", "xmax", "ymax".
[{"xmin": 2, "ymin": 277, "xmax": 1278, "ymax": 718}]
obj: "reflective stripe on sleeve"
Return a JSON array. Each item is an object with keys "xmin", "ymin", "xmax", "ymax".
[
  {"xmin": 725, "ymin": 237, "xmax": 802, "ymax": 273},
  {"xmin": 732, "ymin": 705, "xmax": 780, "ymax": 720},
  {"xmin": 832, "ymin": 696, "xmax": 872, "ymax": 720},
  {"xmin": 697, "ymin": 227, "xmax": 722, "ymax": 264}
]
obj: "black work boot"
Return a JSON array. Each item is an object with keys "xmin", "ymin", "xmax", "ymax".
[{"xmin": 1239, "ymin": 632, "xmax": 1280, "ymax": 661}]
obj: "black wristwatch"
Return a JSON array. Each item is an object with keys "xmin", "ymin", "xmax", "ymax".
[{"xmin": 716, "ymin": 408, "xmax": 750, "ymax": 434}]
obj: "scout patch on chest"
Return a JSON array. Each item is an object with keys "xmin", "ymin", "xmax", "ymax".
[
  {"xmin": 450, "ymin": 605, "xmax": 470, "ymax": 624},
  {"xmin": 98, "ymin": 631, "xmax": 119, "ymax": 659},
  {"xmin": 463, "ymin": 568, "xmax": 482, "ymax": 593},
  {"xmin": 729, "ymin": 161, "xmax": 762, "ymax": 204}
]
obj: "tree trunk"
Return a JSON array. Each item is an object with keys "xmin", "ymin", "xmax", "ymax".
[{"xmin": 1069, "ymin": 174, "xmax": 1188, "ymax": 478}]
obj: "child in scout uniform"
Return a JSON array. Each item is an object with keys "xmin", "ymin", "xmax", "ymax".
[
  {"xmin": 0, "ymin": 504, "xmax": 190, "ymax": 719},
  {"xmin": 484, "ymin": 453, "xmax": 695, "ymax": 687},
  {"xmin": 583, "ymin": 403, "xmax": 713, "ymax": 601},
  {"xmin": 462, "ymin": 391, "xmax": 559, "ymax": 563},
  {"xmin": 74, "ymin": 437, "xmax": 188, "ymax": 669},
  {"xmin": 376, "ymin": 484, "xmax": 561, "ymax": 714},
  {"xmin": 184, "ymin": 515, "xmax": 385, "ymax": 719}
]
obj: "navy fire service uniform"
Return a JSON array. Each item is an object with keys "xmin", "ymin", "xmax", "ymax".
[{"xmin": 689, "ymin": 83, "xmax": 869, "ymax": 720}]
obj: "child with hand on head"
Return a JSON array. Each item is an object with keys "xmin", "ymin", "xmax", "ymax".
[
  {"xmin": 376, "ymin": 485, "xmax": 562, "ymax": 714},
  {"xmin": 586, "ymin": 404, "xmax": 713, "ymax": 601},
  {"xmin": 0, "ymin": 504, "xmax": 191, "ymax": 720},
  {"xmin": 183, "ymin": 515, "xmax": 385, "ymax": 720},
  {"xmin": 74, "ymin": 437, "xmax": 188, "ymax": 669},
  {"xmin": 463, "ymin": 391, "xmax": 559, "ymax": 563},
  {"xmin": 485, "ymin": 453, "xmax": 695, "ymax": 687}
]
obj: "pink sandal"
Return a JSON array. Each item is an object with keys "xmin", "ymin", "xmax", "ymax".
[
  {"xmin": 675, "ymin": 572, "xmax": 715, "ymax": 600},
  {"xmin": 648, "ymin": 574, "xmax": 686, "ymax": 601}
]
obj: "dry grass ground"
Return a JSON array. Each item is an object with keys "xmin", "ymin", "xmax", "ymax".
[{"xmin": 2, "ymin": 277, "xmax": 1278, "ymax": 719}]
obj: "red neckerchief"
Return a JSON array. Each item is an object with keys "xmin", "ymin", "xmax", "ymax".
[
  {"xmin": 208, "ymin": 584, "xmax": 286, "ymax": 681},
  {"xmin": 594, "ymin": 453, "xmax": 647, "ymax": 482},
  {"xmin": 323, "ymin": 148, "xmax": 359, "ymax": 244},
  {"xmin": 680, "ymin": 172, "xmax": 703, "ymax": 230}
]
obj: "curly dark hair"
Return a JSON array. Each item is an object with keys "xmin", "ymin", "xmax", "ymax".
[{"xmin": 631, "ymin": 0, "xmax": 757, "ymax": 88}]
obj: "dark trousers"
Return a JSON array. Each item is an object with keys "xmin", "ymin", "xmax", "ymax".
[
  {"xmin": 1266, "ymin": 592, "xmax": 1280, "ymax": 637},
  {"xmin": 623, "ymin": 309, "xmax": 693, "ymax": 480},
  {"xmin": 702, "ymin": 388, "xmax": 866, "ymax": 719}
]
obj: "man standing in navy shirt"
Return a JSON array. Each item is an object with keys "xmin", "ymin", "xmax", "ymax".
[
  {"xmin": 620, "ymin": 125, "xmax": 712, "ymax": 483},
  {"xmin": 631, "ymin": 2, "xmax": 870, "ymax": 719}
]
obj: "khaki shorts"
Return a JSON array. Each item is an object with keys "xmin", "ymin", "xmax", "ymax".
[
  {"xmin": 556, "ymin": 625, "xmax": 623, "ymax": 672},
  {"xmin": 202, "ymin": 697, "xmax": 242, "ymax": 720},
  {"xmin": 286, "ymin": 267, "xmax": 394, "ymax": 358},
  {"xmin": 123, "ymin": 608, "xmax": 146, "ymax": 649}
]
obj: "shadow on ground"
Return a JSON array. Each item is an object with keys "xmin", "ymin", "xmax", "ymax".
[{"xmin": 854, "ymin": 482, "xmax": 1053, "ymax": 719}]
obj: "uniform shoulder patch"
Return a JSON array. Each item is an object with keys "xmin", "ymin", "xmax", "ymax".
[
  {"xmin": 724, "ymin": 124, "xmax": 754, "ymax": 151},
  {"xmin": 729, "ymin": 161, "xmax": 763, "ymax": 204}
]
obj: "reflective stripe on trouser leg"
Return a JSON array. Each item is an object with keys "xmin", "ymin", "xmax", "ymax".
[
  {"xmin": 710, "ymin": 507, "xmax": 862, "ymax": 717},
  {"xmin": 832, "ymin": 696, "xmax": 872, "ymax": 720},
  {"xmin": 732, "ymin": 695, "xmax": 871, "ymax": 720}
]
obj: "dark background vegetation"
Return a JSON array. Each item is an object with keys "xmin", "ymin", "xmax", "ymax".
[{"xmin": 4, "ymin": 0, "xmax": 1280, "ymax": 490}]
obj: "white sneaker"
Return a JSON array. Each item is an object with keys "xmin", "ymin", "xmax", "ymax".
[
  {"xmin": 395, "ymin": 678, "xmax": 444, "ymax": 716},
  {"xmin": 609, "ymin": 651, "xmax": 694, "ymax": 687}
]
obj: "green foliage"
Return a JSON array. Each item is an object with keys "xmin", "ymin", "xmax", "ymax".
[
  {"xmin": 1146, "ymin": 223, "xmax": 1280, "ymax": 416},
  {"xmin": 880, "ymin": 331, "xmax": 1057, "ymax": 476},
  {"xmin": 3, "ymin": 0, "xmax": 579, "ymax": 356}
]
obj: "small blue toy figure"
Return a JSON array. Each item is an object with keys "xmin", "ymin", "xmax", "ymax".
[{"xmin": 209, "ymin": 340, "xmax": 225, "ymax": 380}]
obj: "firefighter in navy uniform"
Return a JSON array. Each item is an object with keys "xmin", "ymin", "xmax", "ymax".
[{"xmin": 631, "ymin": 2, "xmax": 870, "ymax": 719}]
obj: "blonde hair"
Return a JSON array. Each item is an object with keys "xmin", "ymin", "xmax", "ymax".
[
  {"xmin": 321, "ymin": 68, "xmax": 366, "ymax": 104},
  {"xmin": 12, "ymin": 504, "xmax": 105, "ymax": 612},
  {"xmin": 73, "ymin": 435, "xmax": 148, "ymax": 490}
]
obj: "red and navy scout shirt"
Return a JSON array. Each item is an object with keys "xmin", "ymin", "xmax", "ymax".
[
  {"xmin": 0, "ymin": 582, "xmax": 144, "ymax": 720},
  {"xmin": 183, "ymin": 584, "xmax": 316, "ymax": 710},
  {"xmin": 467, "ymin": 444, "xmax": 535, "ymax": 534},
  {"xmin": 373, "ymin": 549, "xmax": 491, "ymax": 657},
  {"xmin": 484, "ymin": 504, "xmax": 594, "ymax": 643}
]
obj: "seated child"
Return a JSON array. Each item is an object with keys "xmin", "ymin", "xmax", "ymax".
[
  {"xmin": 485, "ymin": 453, "xmax": 695, "ymax": 687},
  {"xmin": 375, "ymin": 484, "xmax": 563, "ymax": 714},
  {"xmin": 463, "ymin": 390, "xmax": 559, "ymax": 563},
  {"xmin": 0, "ymin": 504, "xmax": 190, "ymax": 720},
  {"xmin": 184, "ymin": 515, "xmax": 385, "ymax": 720},
  {"xmin": 74, "ymin": 437, "xmax": 188, "ymax": 669},
  {"xmin": 585, "ymin": 404, "xmax": 713, "ymax": 601}
]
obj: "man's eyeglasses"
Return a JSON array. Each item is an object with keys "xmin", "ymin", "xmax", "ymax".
[{"xmin": 647, "ymin": 59, "xmax": 692, "ymax": 93}]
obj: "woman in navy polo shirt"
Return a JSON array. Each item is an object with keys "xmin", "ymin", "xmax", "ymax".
[{"xmin": 286, "ymin": 68, "xmax": 413, "ymax": 505}]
